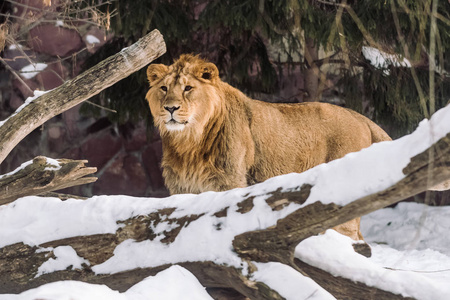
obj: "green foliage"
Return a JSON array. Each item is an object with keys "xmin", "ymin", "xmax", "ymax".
[
  {"xmin": 80, "ymin": 38, "xmax": 151, "ymax": 125},
  {"xmin": 80, "ymin": 1, "xmax": 196, "ymax": 125},
  {"xmin": 80, "ymin": 0, "xmax": 450, "ymax": 137}
]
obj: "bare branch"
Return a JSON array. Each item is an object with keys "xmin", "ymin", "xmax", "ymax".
[
  {"xmin": 0, "ymin": 156, "xmax": 97, "ymax": 205},
  {"xmin": 0, "ymin": 29, "xmax": 166, "ymax": 165}
]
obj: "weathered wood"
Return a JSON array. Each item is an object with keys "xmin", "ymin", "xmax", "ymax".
[
  {"xmin": 1, "ymin": 133, "xmax": 449, "ymax": 298},
  {"xmin": 0, "ymin": 29, "xmax": 166, "ymax": 165},
  {"xmin": 232, "ymin": 133, "xmax": 450, "ymax": 263},
  {"xmin": 294, "ymin": 259, "xmax": 415, "ymax": 300},
  {"xmin": 0, "ymin": 156, "xmax": 97, "ymax": 206},
  {"xmin": 0, "ymin": 241, "xmax": 282, "ymax": 299}
]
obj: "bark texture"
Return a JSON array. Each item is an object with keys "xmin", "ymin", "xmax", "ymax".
[
  {"xmin": 0, "ymin": 29, "xmax": 166, "ymax": 165},
  {"xmin": 1, "ymin": 132, "xmax": 449, "ymax": 299},
  {"xmin": 0, "ymin": 156, "xmax": 96, "ymax": 205}
]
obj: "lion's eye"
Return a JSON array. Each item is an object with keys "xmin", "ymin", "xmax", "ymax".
[
  {"xmin": 161, "ymin": 86, "xmax": 167, "ymax": 92},
  {"xmin": 184, "ymin": 85, "xmax": 192, "ymax": 92}
]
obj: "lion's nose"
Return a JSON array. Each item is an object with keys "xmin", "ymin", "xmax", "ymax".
[{"xmin": 164, "ymin": 106, "xmax": 180, "ymax": 114}]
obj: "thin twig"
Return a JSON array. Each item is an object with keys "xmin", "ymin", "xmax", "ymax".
[
  {"xmin": 85, "ymin": 100, "xmax": 117, "ymax": 113},
  {"xmin": 0, "ymin": 57, "xmax": 33, "ymax": 95}
]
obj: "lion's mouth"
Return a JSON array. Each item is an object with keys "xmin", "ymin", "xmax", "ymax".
[
  {"xmin": 165, "ymin": 118, "xmax": 188, "ymax": 125},
  {"xmin": 164, "ymin": 118, "xmax": 188, "ymax": 131}
]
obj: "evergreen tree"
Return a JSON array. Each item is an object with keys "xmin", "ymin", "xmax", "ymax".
[{"xmin": 82, "ymin": 0, "xmax": 449, "ymax": 137}]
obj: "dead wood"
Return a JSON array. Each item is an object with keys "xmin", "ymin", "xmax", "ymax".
[
  {"xmin": 0, "ymin": 29, "xmax": 166, "ymax": 165},
  {"xmin": 2, "ymin": 133, "xmax": 449, "ymax": 299},
  {"xmin": 0, "ymin": 156, "xmax": 96, "ymax": 206}
]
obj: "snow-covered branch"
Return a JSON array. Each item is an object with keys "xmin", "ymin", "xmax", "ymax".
[{"xmin": 0, "ymin": 156, "xmax": 97, "ymax": 206}]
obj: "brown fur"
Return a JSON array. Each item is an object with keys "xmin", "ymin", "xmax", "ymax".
[{"xmin": 146, "ymin": 54, "xmax": 391, "ymax": 240}]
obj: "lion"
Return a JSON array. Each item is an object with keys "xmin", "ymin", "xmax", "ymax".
[{"xmin": 145, "ymin": 54, "xmax": 391, "ymax": 241}]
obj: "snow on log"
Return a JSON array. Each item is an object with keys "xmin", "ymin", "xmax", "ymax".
[
  {"xmin": 1, "ymin": 105, "xmax": 449, "ymax": 299},
  {"xmin": 0, "ymin": 29, "xmax": 166, "ymax": 165},
  {"xmin": 0, "ymin": 156, "xmax": 97, "ymax": 206}
]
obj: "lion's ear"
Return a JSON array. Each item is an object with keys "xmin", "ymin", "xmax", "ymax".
[
  {"xmin": 195, "ymin": 63, "xmax": 219, "ymax": 82},
  {"xmin": 146, "ymin": 64, "xmax": 168, "ymax": 86}
]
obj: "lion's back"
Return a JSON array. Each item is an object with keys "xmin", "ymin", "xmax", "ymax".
[{"xmin": 244, "ymin": 100, "xmax": 389, "ymax": 183}]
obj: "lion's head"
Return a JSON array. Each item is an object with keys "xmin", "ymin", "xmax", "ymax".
[{"xmin": 145, "ymin": 55, "xmax": 221, "ymax": 136}]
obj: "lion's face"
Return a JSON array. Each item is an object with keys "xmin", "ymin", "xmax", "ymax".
[{"xmin": 145, "ymin": 55, "xmax": 220, "ymax": 135}]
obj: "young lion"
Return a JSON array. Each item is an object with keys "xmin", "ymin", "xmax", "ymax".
[{"xmin": 145, "ymin": 54, "xmax": 391, "ymax": 241}]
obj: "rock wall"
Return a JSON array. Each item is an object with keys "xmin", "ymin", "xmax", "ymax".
[{"xmin": 0, "ymin": 0, "xmax": 169, "ymax": 197}]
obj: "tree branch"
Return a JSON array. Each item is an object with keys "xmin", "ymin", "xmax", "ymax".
[
  {"xmin": 0, "ymin": 29, "xmax": 166, "ymax": 165},
  {"xmin": 0, "ymin": 156, "xmax": 97, "ymax": 205}
]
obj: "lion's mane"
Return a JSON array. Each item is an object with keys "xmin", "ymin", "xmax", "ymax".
[{"xmin": 146, "ymin": 54, "xmax": 391, "ymax": 240}]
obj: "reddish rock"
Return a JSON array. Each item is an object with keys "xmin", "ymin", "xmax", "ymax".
[
  {"xmin": 63, "ymin": 104, "xmax": 84, "ymax": 138},
  {"xmin": 61, "ymin": 146, "xmax": 81, "ymax": 160},
  {"xmin": 93, "ymin": 154, "xmax": 148, "ymax": 196},
  {"xmin": 34, "ymin": 62, "xmax": 67, "ymax": 90},
  {"xmin": 29, "ymin": 25, "xmax": 83, "ymax": 57},
  {"xmin": 2, "ymin": 48, "xmax": 36, "ymax": 71},
  {"xmin": 9, "ymin": 92, "xmax": 24, "ymax": 110},
  {"xmin": 83, "ymin": 27, "xmax": 110, "ymax": 54},
  {"xmin": 47, "ymin": 125, "xmax": 67, "ymax": 154},
  {"xmin": 123, "ymin": 155, "xmax": 148, "ymax": 194},
  {"xmin": 12, "ymin": 78, "xmax": 39, "ymax": 99},
  {"xmin": 81, "ymin": 133, "xmax": 122, "ymax": 170}
]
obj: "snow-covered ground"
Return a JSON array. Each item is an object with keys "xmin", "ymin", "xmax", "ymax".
[
  {"xmin": 0, "ymin": 102, "xmax": 449, "ymax": 299},
  {"xmin": 2, "ymin": 203, "xmax": 450, "ymax": 300}
]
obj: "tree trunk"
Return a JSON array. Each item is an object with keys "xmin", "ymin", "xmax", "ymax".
[
  {"xmin": 303, "ymin": 37, "xmax": 320, "ymax": 101},
  {"xmin": 1, "ymin": 131, "xmax": 449, "ymax": 299},
  {"xmin": 0, "ymin": 29, "xmax": 166, "ymax": 165}
]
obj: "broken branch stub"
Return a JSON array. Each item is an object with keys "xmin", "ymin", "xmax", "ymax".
[{"xmin": 0, "ymin": 156, "xmax": 97, "ymax": 205}]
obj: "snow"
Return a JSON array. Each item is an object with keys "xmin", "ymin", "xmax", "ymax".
[
  {"xmin": 0, "ymin": 90, "xmax": 49, "ymax": 128},
  {"xmin": 55, "ymin": 20, "xmax": 64, "ymax": 27},
  {"xmin": 296, "ymin": 229, "xmax": 450, "ymax": 300},
  {"xmin": 362, "ymin": 202, "xmax": 450, "ymax": 256},
  {"xmin": 0, "ymin": 160, "xmax": 33, "ymax": 180},
  {"xmin": 362, "ymin": 46, "xmax": 411, "ymax": 75},
  {"xmin": 0, "ymin": 105, "xmax": 449, "ymax": 298},
  {"xmin": 8, "ymin": 44, "xmax": 23, "ymax": 50},
  {"xmin": 126, "ymin": 265, "xmax": 212, "ymax": 300},
  {"xmin": 86, "ymin": 34, "xmax": 101, "ymax": 44},
  {"xmin": 0, "ymin": 157, "xmax": 59, "ymax": 180},
  {"xmin": 20, "ymin": 63, "xmax": 48, "ymax": 79},
  {"xmin": 44, "ymin": 157, "xmax": 61, "ymax": 171},
  {"xmin": 252, "ymin": 262, "xmax": 336, "ymax": 299},
  {"xmin": 36, "ymin": 246, "xmax": 90, "ymax": 277},
  {"xmin": 0, "ymin": 265, "xmax": 212, "ymax": 300}
]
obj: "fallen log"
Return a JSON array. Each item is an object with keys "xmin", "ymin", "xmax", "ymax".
[{"xmin": 1, "ymin": 105, "xmax": 449, "ymax": 298}]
